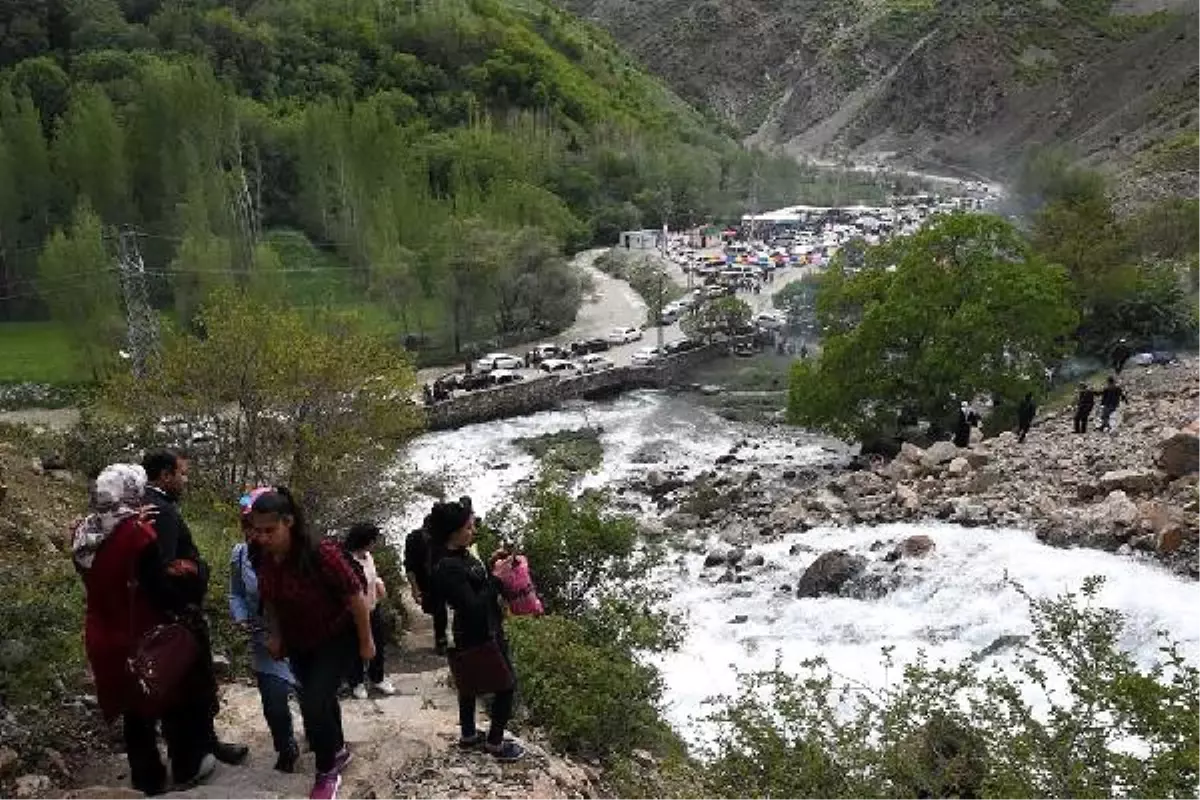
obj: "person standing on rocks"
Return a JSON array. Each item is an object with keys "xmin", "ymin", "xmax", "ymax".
[
  {"xmin": 1073, "ymin": 383, "xmax": 1096, "ymax": 433},
  {"xmin": 74, "ymin": 463, "xmax": 218, "ymax": 794},
  {"xmin": 229, "ymin": 487, "xmax": 299, "ymax": 774},
  {"xmin": 1098, "ymin": 375, "xmax": 1128, "ymax": 432},
  {"xmin": 1110, "ymin": 338, "xmax": 1132, "ymax": 374},
  {"xmin": 1016, "ymin": 392, "xmax": 1037, "ymax": 443},
  {"xmin": 250, "ymin": 488, "xmax": 375, "ymax": 800},
  {"xmin": 142, "ymin": 450, "xmax": 249, "ymax": 768},
  {"xmin": 429, "ymin": 500, "xmax": 525, "ymax": 762},
  {"xmin": 953, "ymin": 401, "xmax": 974, "ymax": 447},
  {"xmin": 405, "ymin": 509, "xmax": 449, "ymax": 656}
]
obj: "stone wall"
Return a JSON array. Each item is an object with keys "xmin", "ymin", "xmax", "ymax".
[{"xmin": 424, "ymin": 336, "xmax": 754, "ymax": 431}]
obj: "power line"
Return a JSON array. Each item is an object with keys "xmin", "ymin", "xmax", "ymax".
[{"xmin": 117, "ymin": 227, "xmax": 159, "ymax": 379}]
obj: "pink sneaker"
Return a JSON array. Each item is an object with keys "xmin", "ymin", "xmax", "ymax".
[{"xmin": 310, "ymin": 772, "xmax": 341, "ymax": 800}]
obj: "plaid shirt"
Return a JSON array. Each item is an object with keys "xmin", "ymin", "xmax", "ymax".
[{"xmin": 257, "ymin": 538, "xmax": 364, "ymax": 654}]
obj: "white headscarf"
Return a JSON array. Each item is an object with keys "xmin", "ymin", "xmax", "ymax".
[{"xmin": 72, "ymin": 463, "xmax": 147, "ymax": 572}]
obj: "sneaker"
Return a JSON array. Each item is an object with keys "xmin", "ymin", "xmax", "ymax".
[
  {"xmin": 309, "ymin": 771, "xmax": 342, "ymax": 800},
  {"xmin": 372, "ymin": 679, "xmax": 396, "ymax": 696},
  {"xmin": 457, "ymin": 731, "xmax": 486, "ymax": 749},
  {"xmin": 331, "ymin": 745, "xmax": 354, "ymax": 774},
  {"xmin": 174, "ymin": 753, "xmax": 218, "ymax": 788},
  {"xmin": 351, "ymin": 684, "xmax": 368, "ymax": 700},
  {"xmin": 274, "ymin": 745, "xmax": 299, "ymax": 774},
  {"xmin": 485, "ymin": 740, "xmax": 526, "ymax": 762}
]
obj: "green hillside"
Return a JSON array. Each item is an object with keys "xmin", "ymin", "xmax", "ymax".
[{"xmin": 0, "ymin": 0, "xmax": 844, "ymax": 380}]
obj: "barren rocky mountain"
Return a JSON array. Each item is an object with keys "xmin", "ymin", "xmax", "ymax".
[{"xmin": 557, "ymin": 0, "xmax": 1199, "ymax": 202}]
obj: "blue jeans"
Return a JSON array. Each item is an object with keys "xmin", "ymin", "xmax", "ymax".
[{"xmin": 256, "ymin": 672, "xmax": 298, "ymax": 756}]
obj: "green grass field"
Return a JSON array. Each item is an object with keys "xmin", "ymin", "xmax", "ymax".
[{"xmin": 0, "ymin": 321, "xmax": 88, "ymax": 384}]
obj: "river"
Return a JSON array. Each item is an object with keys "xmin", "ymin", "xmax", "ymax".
[{"xmin": 390, "ymin": 389, "xmax": 1199, "ymax": 749}]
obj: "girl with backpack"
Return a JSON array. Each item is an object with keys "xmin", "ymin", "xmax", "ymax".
[{"xmin": 248, "ymin": 488, "xmax": 373, "ymax": 800}]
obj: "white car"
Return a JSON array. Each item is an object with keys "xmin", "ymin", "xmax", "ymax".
[
  {"xmin": 753, "ymin": 312, "xmax": 786, "ymax": 330},
  {"xmin": 539, "ymin": 358, "xmax": 580, "ymax": 374},
  {"xmin": 607, "ymin": 326, "xmax": 642, "ymax": 344},
  {"xmin": 577, "ymin": 354, "xmax": 614, "ymax": 373},
  {"xmin": 474, "ymin": 352, "xmax": 522, "ymax": 372},
  {"xmin": 489, "ymin": 369, "xmax": 523, "ymax": 386},
  {"xmin": 631, "ymin": 347, "xmax": 663, "ymax": 366}
]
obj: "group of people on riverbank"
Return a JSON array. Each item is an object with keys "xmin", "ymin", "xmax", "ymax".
[{"xmin": 71, "ymin": 450, "xmax": 531, "ymax": 800}]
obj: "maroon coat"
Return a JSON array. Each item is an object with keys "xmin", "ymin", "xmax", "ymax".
[{"xmin": 83, "ymin": 517, "xmax": 166, "ymax": 721}]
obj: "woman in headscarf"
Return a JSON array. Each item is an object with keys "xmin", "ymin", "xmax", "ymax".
[{"xmin": 75, "ymin": 463, "xmax": 217, "ymax": 796}]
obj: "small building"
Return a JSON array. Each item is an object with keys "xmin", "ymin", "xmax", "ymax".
[{"xmin": 619, "ymin": 229, "xmax": 661, "ymax": 250}]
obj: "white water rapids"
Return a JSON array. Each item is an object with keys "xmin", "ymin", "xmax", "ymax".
[{"xmin": 390, "ymin": 390, "xmax": 1199, "ymax": 747}]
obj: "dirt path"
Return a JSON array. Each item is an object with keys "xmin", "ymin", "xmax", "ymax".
[{"xmin": 67, "ymin": 600, "xmax": 601, "ymax": 800}]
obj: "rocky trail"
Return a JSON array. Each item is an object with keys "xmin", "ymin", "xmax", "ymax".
[{"xmin": 61, "ymin": 607, "xmax": 602, "ymax": 800}]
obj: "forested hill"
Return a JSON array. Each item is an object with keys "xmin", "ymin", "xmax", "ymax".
[{"xmin": 0, "ymin": 0, "xmax": 835, "ymax": 375}]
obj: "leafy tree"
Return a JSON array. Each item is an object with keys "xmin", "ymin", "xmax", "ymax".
[
  {"xmin": 53, "ymin": 84, "xmax": 130, "ymax": 224},
  {"xmin": 789, "ymin": 213, "xmax": 1077, "ymax": 438},
  {"xmin": 36, "ymin": 198, "xmax": 123, "ymax": 379},
  {"xmin": 683, "ymin": 295, "xmax": 752, "ymax": 343},
  {"xmin": 98, "ymin": 286, "xmax": 423, "ymax": 529},
  {"xmin": 772, "ymin": 273, "xmax": 821, "ymax": 323}
]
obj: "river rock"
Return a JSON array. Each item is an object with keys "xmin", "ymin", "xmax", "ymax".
[
  {"xmin": 729, "ymin": 615, "xmax": 749, "ymax": 624},
  {"xmin": 1095, "ymin": 490, "xmax": 1140, "ymax": 528},
  {"xmin": 742, "ymin": 551, "xmax": 765, "ymax": 568},
  {"xmin": 947, "ymin": 457, "xmax": 971, "ymax": 476},
  {"xmin": 886, "ymin": 535, "xmax": 935, "ymax": 560},
  {"xmin": 898, "ymin": 442, "xmax": 925, "ymax": 464},
  {"xmin": 971, "ymin": 634, "xmax": 1028, "ymax": 662},
  {"xmin": 663, "ymin": 512, "xmax": 700, "ymax": 531},
  {"xmin": 14, "ymin": 774, "xmax": 50, "ymax": 799},
  {"xmin": 894, "ymin": 484, "xmax": 920, "ymax": 512},
  {"xmin": 795, "ymin": 550, "xmax": 867, "ymax": 598},
  {"xmin": 1157, "ymin": 426, "xmax": 1198, "ymax": 477},
  {"xmin": 704, "ymin": 545, "xmax": 744, "ymax": 568},
  {"xmin": 1097, "ymin": 468, "xmax": 1164, "ymax": 495},
  {"xmin": 0, "ymin": 746, "xmax": 17, "ymax": 777},
  {"xmin": 964, "ymin": 450, "xmax": 990, "ymax": 469},
  {"xmin": 920, "ymin": 441, "xmax": 959, "ymax": 469}
]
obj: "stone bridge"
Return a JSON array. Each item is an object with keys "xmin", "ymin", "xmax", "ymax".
[{"xmin": 424, "ymin": 336, "xmax": 755, "ymax": 431}]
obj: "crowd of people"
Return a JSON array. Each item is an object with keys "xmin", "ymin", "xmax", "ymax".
[{"xmin": 71, "ymin": 451, "xmax": 538, "ymax": 800}]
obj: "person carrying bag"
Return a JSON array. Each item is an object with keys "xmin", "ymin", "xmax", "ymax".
[{"xmin": 428, "ymin": 501, "xmax": 525, "ymax": 762}]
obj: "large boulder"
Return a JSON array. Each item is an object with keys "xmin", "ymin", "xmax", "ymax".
[
  {"xmin": 898, "ymin": 442, "xmax": 926, "ymax": 464},
  {"xmin": 1097, "ymin": 468, "xmax": 1164, "ymax": 495},
  {"xmin": 947, "ymin": 457, "xmax": 971, "ymax": 477},
  {"xmin": 886, "ymin": 534, "xmax": 936, "ymax": 561},
  {"xmin": 1094, "ymin": 490, "xmax": 1140, "ymax": 528},
  {"xmin": 1157, "ymin": 425, "xmax": 1199, "ymax": 478},
  {"xmin": 920, "ymin": 440, "xmax": 959, "ymax": 470},
  {"xmin": 796, "ymin": 550, "xmax": 867, "ymax": 598}
]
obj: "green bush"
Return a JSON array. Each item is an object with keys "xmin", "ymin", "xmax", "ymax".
[{"xmin": 703, "ymin": 577, "xmax": 1199, "ymax": 798}]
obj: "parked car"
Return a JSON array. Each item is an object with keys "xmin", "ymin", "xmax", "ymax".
[
  {"xmin": 474, "ymin": 352, "xmax": 522, "ymax": 372},
  {"xmin": 631, "ymin": 347, "xmax": 663, "ymax": 366},
  {"xmin": 577, "ymin": 354, "xmax": 615, "ymax": 373},
  {"xmin": 659, "ymin": 306, "xmax": 683, "ymax": 325},
  {"xmin": 526, "ymin": 343, "xmax": 566, "ymax": 364},
  {"xmin": 663, "ymin": 338, "xmax": 701, "ymax": 355},
  {"xmin": 607, "ymin": 326, "xmax": 643, "ymax": 344},
  {"xmin": 489, "ymin": 369, "xmax": 524, "ymax": 386},
  {"xmin": 704, "ymin": 284, "xmax": 731, "ymax": 299},
  {"xmin": 753, "ymin": 312, "xmax": 786, "ymax": 330},
  {"xmin": 539, "ymin": 358, "xmax": 580, "ymax": 375},
  {"xmin": 568, "ymin": 337, "xmax": 611, "ymax": 355}
]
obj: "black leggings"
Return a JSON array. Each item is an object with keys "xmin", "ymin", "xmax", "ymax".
[
  {"xmin": 457, "ymin": 641, "xmax": 516, "ymax": 746},
  {"xmin": 289, "ymin": 626, "xmax": 356, "ymax": 773}
]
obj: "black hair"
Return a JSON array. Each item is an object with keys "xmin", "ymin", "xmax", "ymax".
[
  {"xmin": 458, "ymin": 496, "xmax": 473, "ymax": 514},
  {"xmin": 142, "ymin": 450, "xmax": 182, "ymax": 482},
  {"xmin": 427, "ymin": 500, "xmax": 471, "ymax": 546},
  {"xmin": 250, "ymin": 487, "xmax": 317, "ymax": 573},
  {"xmin": 345, "ymin": 522, "xmax": 381, "ymax": 551}
]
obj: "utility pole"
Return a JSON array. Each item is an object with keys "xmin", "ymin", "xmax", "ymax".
[
  {"xmin": 658, "ymin": 185, "xmax": 672, "ymax": 352},
  {"xmin": 117, "ymin": 227, "xmax": 159, "ymax": 379}
]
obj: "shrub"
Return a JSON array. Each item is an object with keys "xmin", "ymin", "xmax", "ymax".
[{"xmin": 703, "ymin": 577, "xmax": 1199, "ymax": 798}]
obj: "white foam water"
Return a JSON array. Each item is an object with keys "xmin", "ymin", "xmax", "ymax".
[{"xmin": 392, "ymin": 391, "xmax": 1200, "ymax": 746}]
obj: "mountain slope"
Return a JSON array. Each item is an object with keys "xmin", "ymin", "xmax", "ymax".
[{"xmin": 556, "ymin": 0, "xmax": 1199, "ymax": 201}]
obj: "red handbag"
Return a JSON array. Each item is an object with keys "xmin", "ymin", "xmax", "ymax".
[
  {"xmin": 125, "ymin": 579, "xmax": 200, "ymax": 718},
  {"xmin": 447, "ymin": 640, "xmax": 514, "ymax": 696}
]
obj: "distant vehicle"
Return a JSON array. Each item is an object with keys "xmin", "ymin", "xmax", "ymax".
[
  {"xmin": 631, "ymin": 347, "xmax": 663, "ymax": 366},
  {"xmin": 577, "ymin": 354, "xmax": 615, "ymax": 373},
  {"xmin": 663, "ymin": 338, "xmax": 702, "ymax": 355},
  {"xmin": 489, "ymin": 369, "xmax": 524, "ymax": 386},
  {"xmin": 607, "ymin": 326, "xmax": 643, "ymax": 344},
  {"xmin": 659, "ymin": 306, "xmax": 683, "ymax": 325},
  {"xmin": 526, "ymin": 344, "xmax": 566, "ymax": 364},
  {"xmin": 753, "ymin": 312, "xmax": 786, "ymax": 330},
  {"xmin": 704, "ymin": 285, "xmax": 731, "ymax": 299},
  {"xmin": 539, "ymin": 358, "xmax": 580, "ymax": 374},
  {"xmin": 474, "ymin": 352, "xmax": 522, "ymax": 372},
  {"xmin": 567, "ymin": 337, "xmax": 611, "ymax": 355}
]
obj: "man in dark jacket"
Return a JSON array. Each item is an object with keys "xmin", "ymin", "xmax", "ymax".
[
  {"xmin": 1073, "ymin": 384, "xmax": 1096, "ymax": 434},
  {"xmin": 1098, "ymin": 376, "xmax": 1127, "ymax": 432},
  {"xmin": 1016, "ymin": 393, "xmax": 1036, "ymax": 443},
  {"xmin": 1110, "ymin": 338, "xmax": 1131, "ymax": 374},
  {"xmin": 142, "ymin": 450, "xmax": 248, "ymax": 766},
  {"xmin": 404, "ymin": 511, "xmax": 448, "ymax": 655}
]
